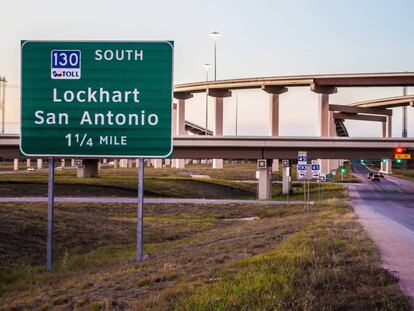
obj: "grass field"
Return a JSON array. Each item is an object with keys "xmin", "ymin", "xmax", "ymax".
[
  {"xmin": 0, "ymin": 163, "xmax": 351, "ymax": 201},
  {"xmin": 0, "ymin": 201, "xmax": 409, "ymax": 310},
  {"xmin": 392, "ymin": 168, "xmax": 414, "ymax": 182}
]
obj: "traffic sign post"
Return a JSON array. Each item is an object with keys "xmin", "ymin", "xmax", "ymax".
[{"xmin": 21, "ymin": 41, "xmax": 174, "ymax": 270}]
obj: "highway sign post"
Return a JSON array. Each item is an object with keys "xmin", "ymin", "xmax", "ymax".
[{"xmin": 21, "ymin": 41, "xmax": 174, "ymax": 270}]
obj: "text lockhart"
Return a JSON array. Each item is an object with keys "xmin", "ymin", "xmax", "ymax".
[{"xmin": 53, "ymin": 87, "xmax": 140, "ymax": 103}]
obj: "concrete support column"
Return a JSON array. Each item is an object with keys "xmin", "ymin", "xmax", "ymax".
[
  {"xmin": 272, "ymin": 159, "xmax": 279, "ymax": 172},
  {"xmin": 153, "ymin": 159, "xmax": 162, "ymax": 169},
  {"xmin": 257, "ymin": 159, "xmax": 273, "ymax": 200},
  {"xmin": 177, "ymin": 99, "xmax": 186, "ymax": 136},
  {"xmin": 385, "ymin": 159, "xmax": 392, "ymax": 174},
  {"xmin": 165, "ymin": 159, "xmax": 171, "ymax": 166},
  {"xmin": 386, "ymin": 116, "xmax": 392, "ymax": 138},
  {"xmin": 213, "ymin": 96, "xmax": 224, "ymax": 169},
  {"xmin": 13, "ymin": 159, "xmax": 19, "ymax": 171},
  {"xmin": 311, "ymin": 84, "xmax": 337, "ymax": 174},
  {"xmin": 77, "ymin": 159, "xmax": 98, "ymax": 178},
  {"xmin": 71, "ymin": 159, "xmax": 75, "ymax": 167},
  {"xmin": 173, "ymin": 93, "xmax": 193, "ymax": 170},
  {"xmin": 61, "ymin": 159, "xmax": 65, "ymax": 168},
  {"xmin": 37, "ymin": 159, "xmax": 43, "ymax": 169},
  {"xmin": 268, "ymin": 91, "xmax": 284, "ymax": 172},
  {"xmin": 26, "ymin": 159, "xmax": 31, "ymax": 168},
  {"xmin": 385, "ymin": 115, "xmax": 393, "ymax": 174},
  {"xmin": 282, "ymin": 166, "xmax": 292, "ymax": 194}
]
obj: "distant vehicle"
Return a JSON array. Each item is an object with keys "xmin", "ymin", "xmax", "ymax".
[
  {"xmin": 367, "ymin": 172, "xmax": 373, "ymax": 179},
  {"xmin": 372, "ymin": 174, "xmax": 381, "ymax": 182},
  {"xmin": 378, "ymin": 172, "xmax": 385, "ymax": 178},
  {"xmin": 27, "ymin": 167, "xmax": 35, "ymax": 171}
]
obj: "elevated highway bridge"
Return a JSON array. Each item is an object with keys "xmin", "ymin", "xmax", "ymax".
[{"xmin": 1, "ymin": 134, "xmax": 413, "ymax": 160}]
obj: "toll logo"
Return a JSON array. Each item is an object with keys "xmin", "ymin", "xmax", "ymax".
[{"xmin": 51, "ymin": 50, "xmax": 81, "ymax": 79}]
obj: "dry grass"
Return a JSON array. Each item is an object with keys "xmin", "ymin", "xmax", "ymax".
[{"xmin": 0, "ymin": 200, "xmax": 409, "ymax": 310}]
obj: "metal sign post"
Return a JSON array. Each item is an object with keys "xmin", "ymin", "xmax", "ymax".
[
  {"xmin": 47, "ymin": 157, "xmax": 55, "ymax": 272},
  {"xmin": 137, "ymin": 158, "xmax": 144, "ymax": 261}
]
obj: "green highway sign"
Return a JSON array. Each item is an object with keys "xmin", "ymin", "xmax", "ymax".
[{"xmin": 21, "ymin": 41, "xmax": 173, "ymax": 157}]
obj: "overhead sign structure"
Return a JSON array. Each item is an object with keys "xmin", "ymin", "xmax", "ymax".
[{"xmin": 21, "ymin": 41, "xmax": 174, "ymax": 157}]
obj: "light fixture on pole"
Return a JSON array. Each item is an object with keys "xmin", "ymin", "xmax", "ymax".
[
  {"xmin": 204, "ymin": 63, "xmax": 211, "ymax": 135},
  {"xmin": 209, "ymin": 31, "xmax": 221, "ymax": 81}
]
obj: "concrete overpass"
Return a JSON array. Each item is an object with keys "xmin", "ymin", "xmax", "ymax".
[
  {"xmin": 173, "ymin": 72, "xmax": 414, "ymax": 173},
  {"xmin": 1, "ymin": 134, "xmax": 413, "ymax": 160}
]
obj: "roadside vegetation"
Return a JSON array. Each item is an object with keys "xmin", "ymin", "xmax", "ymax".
[
  {"xmin": 392, "ymin": 168, "xmax": 414, "ymax": 182},
  {"xmin": 0, "ymin": 200, "xmax": 409, "ymax": 310},
  {"xmin": 0, "ymin": 163, "xmax": 349, "ymax": 201}
]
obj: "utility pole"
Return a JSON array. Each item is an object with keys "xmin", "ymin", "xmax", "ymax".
[
  {"xmin": 0, "ymin": 76, "xmax": 6, "ymax": 134},
  {"xmin": 235, "ymin": 93, "xmax": 238, "ymax": 136},
  {"xmin": 209, "ymin": 31, "xmax": 221, "ymax": 81},
  {"xmin": 402, "ymin": 86, "xmax": 407, "ymax": 138},
  {"xmin": 204, "ymin": 63, "xmax": 211, "ymax": 135},
  {"xmin": 402, "ymin": 87, "xmax": 408, "ymax": 169}
]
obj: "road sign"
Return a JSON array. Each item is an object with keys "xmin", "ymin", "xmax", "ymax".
[
  {"xmin": 257, "ymin": 159, "xmax": 267, "ymax": 169},
  {"xmin": 395, "ymin": 154, "xmax": 411, "ymax": 160},
  {"xmin": 21, "ymin": 41, "xmax": 174, "ymax": 158},
  {"xmin": 319, "ymin": 173, "xmax": 326, "ymax": 182},
  {"xmin": 297, "ymin": 163, "xmax": 306, "ymax": 179},
  {"xmin": 311, "ymin": 160, "xmax": 321, "ymax": 179},
  {"xmin": 298, "ymin": 151, "xmax": 307, "ymax": 164},
  {"xmin": 282, "ymin": 159, "xmax": 290, "ymax": 167}
]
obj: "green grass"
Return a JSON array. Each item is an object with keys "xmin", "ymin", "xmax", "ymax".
[
  {"xmin": 392, "ymin": 168, "xmax": 414, "ymax": 182},
  {"xmin": 0, "ymin": 166, "xmax": 347, "ymax": 201},
  {"xmin": 0, "ymin": 201, "xmax": 409, "ymax": 310},
  {"xmin": 166, "ymin": 204, "xmax": 409, "ymax": 311}
]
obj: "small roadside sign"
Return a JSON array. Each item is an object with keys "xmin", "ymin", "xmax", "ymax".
[
  {"xmin": 298, "ymin": 151, "xmax": 307, "ymax": 165},
  {"xmin": 257, "ymin": 159, "xmax": 267, "ymax": 169},
  {"xmin": 319, "ymin": 173, "xmax": 326, "ymax": 182},
  {"xmin": 282, "ymin": 159, "xmax": 290, "ymax": 167},
  {"xmin": 395, "ymin": 154, "xmax": 411, "ymax": 160},
  {"xmin": 311, "ymin": 160, "xmax": 321, "ymax": 179}
]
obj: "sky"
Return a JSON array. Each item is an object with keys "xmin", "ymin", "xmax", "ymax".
[{"xmin": 1, "ymin": 0, "xmax": 414, "ymax": 136}]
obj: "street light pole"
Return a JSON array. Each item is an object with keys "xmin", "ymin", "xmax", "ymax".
[
  {"xmin": 0, "ymin": 76, "xmax": 6, "ymax": 134},
  {"xmin": 209, "ymin": 31, "xmax": 221, "ymax": 81},
  {"xmin": 402, "ymin": 86, "xmax": 407, "ymax": 138},
  {"xmin": 235, "ymin": 93, "xmax": 238, "ymax": 136},
  {"xmin": 204, "ymin": 63, "xmax": 211, "ymax": 135}
]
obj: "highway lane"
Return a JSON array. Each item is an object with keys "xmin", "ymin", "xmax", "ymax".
[
  {"xmin": 349, "ymin": 161, "xmax": 414, "ymax": 300},
  {"xmin": 350, "ymin": 162, "xmax": 414, "ymax": 234}
]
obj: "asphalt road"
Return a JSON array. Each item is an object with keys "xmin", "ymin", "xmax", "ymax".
[
  {"xmin": 349, "ymin": 161, "xmax": 414, "ymax": 300},
  {"xmin": 350, "ymin": 162, "xmax": 414, "ymax": 232}
]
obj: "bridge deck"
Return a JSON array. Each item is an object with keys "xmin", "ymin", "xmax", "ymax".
[{"xmin": 1, "ymin": 134, "xmax": 413, "ymax": 160}]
